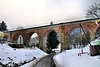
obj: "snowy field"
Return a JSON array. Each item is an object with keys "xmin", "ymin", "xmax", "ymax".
[
  {"xmin": 54, "ymin": 45, "xmax": 100, "ymax": 67},
  {"xmin": 0, "ymin": 44, "xmax": 47, "ymax": 66}
]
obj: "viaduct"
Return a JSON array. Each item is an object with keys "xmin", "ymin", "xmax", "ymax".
[{"xmin": 4, "ymin": 18, "xmax": 100, "ymax": 51}]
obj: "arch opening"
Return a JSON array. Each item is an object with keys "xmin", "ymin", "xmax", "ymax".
[
  {"xmin": 17, "ymin": 35, "xmax": 24, "ymax": 44},
  {"xmin": 69, "ymin": 27, "xmax": 90, "ymax": 49},
  {"xmin": 25, "ymin": 32, "xmax": 39, "ymax": 47},
  {"xmin": 95, "ymin": 27, "xmax": 100, "ymax": 39},
  {"xmin": 13, "ymin": 34, "xmax": 20, "ymax": 43},
  {"xmin": 29, "ymin": 33, "xmax": 39, "ymax": 47},
  {"xmin": 43, "ymin": 30, "xmax": 61, "ymax": 52}
]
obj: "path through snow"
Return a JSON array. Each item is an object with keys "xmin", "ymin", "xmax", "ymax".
[{"xmin": 34, "ymin": 54, "xmax": 56, "ymax": 67}]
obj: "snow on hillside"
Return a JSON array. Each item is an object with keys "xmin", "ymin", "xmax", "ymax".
[
  {"xmin": 54, "ymin": 45, "xmax": 100, "ymax": 67},
  {"xmin": 0, "ymin": 44, "xmax": 47, "ymax": 66}
]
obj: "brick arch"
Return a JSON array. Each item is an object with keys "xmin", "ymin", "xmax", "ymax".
[
  {"xmin": 25, "ymin": 31, "xmax": 39, "ymax": 41},
  {"xmin": 43, "ymin": 29, "xmax": 54, "ymax": 38},
  {"xmin": 42, "ymin": 28, "xmax": 61, "ymax": 51},
  {"xmin": 12, "ymin": 33, "xmax": 24, "ymax": 41},
  {"xmin": 42, "ymin": 28, "xmax": 61, "ymax": 38},
  {"xmin": 66, "ymin": 24, "xmax": 90, "ymax": 36}
]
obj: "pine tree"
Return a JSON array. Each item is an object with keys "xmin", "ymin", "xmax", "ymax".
[
  {"xmin": 0, "ymin": 21, "xmax": 7, "ymax": 31},
  {"xmin": 50, "ymin": 21, "xmax": 53, "ymax": 25},
  {"xmin": 47, "ymin": 31, "xmax": 59, "ymax": 51}
]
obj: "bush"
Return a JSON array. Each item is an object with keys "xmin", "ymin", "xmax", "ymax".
[
  {"xmin": 47, "ymin": 50, "xmax": 55, "ymax": 54},
  {"xmin": 8, "ymin": 44, "xmax": 24, "ymax": 48}
]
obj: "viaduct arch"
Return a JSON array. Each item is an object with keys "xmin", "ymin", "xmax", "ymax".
[{"xmin": 4, "ymin": 19, "xmax": 100, "ymax": 51}]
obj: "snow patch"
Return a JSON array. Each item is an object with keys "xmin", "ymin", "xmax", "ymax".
[
  {"xmin": 52, "ymin": 43, "xmax": 61, "ymax": 53},
  {"xmin": 0, "ymin": 44, "xmax": 47, "ymax": 66},
  {"xmin": 54, "ymin": 45, "xmax": 100, "ymax": 67}
]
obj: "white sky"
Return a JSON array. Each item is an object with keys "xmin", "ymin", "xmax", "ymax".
[{"xmin": 0, "ymin": 0, "xmax": 100, "ymax": 30}]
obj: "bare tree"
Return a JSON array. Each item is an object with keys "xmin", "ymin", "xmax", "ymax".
[{"xmin": 86, "ymin": 3, "xmax": 100, "ymax": 19}]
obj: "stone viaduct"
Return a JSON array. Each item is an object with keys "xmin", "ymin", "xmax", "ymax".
[{"xmin": 4, "ymin": 19, "xmax": 100, "ymax": 51}]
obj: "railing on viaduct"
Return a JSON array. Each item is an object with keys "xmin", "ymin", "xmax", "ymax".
[{"xmin": 4, "ymin": 18, "xmax": 100, "ymax": 51}]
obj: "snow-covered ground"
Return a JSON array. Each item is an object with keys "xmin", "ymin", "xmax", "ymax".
[
  {"xmin": 54, "ymin": 44, "xmax": 100, "ymax": 67},
  {"xmin": 0, "ymin": 37, "xmax": 100, "ymax": 67},
  {"xmin": 0, "ymin": 44, "xmax": 47, "ymax": 66}
]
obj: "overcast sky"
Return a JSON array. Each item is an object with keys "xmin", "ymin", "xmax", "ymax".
[{"xmin": 0, "ymin": 0, "xmax": 100, "ymax": 30}]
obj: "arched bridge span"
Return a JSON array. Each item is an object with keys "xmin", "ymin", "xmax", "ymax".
[{"xmin": 4, "ymin": 19, "xmax": 100, "ymax": 51}]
